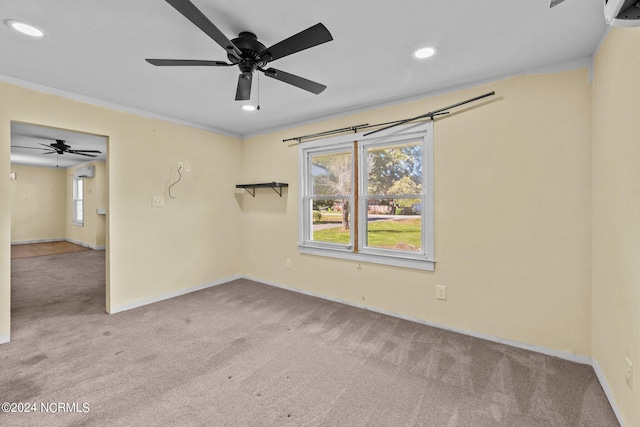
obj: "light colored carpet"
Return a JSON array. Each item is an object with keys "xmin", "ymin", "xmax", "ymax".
[{"xmin": 2, "ymin": 251, "xmax": 619, "ymax": 426}]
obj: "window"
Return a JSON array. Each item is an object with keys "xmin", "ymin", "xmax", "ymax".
[
  {"xmin": 299, "ymin": 121, "xmax": 434, "ymax": 271},
  {"xmin": 73, "ymin": 177, "xmax": 84, "ymax": 226}
]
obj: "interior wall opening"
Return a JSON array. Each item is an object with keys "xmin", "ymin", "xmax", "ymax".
[{"xmin": 9, "ymin": 121, "xmax": 109, "ymax": 326}]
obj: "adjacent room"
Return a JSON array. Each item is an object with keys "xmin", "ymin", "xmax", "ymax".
[
  {"xmin": 0, "ymin": 1, "xmax": 638, "ymax": 426},
  {"xmin": 10, "ymin": 123, "xmax": 107, "ymax": 252}
]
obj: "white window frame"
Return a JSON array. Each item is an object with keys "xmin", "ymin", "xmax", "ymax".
[
  {"xmin": 72, "ymin": 177, "xmax": 84, "ymax": 227},
  {"xmin": 299, "ymin": 121, "xmax": 434, "ymax": 271}
]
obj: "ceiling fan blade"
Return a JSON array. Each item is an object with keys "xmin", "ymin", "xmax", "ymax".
[
  {"xmin": 165, "ymin": 0, "xmax": 242, "ymax": 59},
  {"xmin": 235, "ymin": 74, "xmax": 252, "ymax": 101},
  {"xmin": 11, "ymin": 145, "xmax": 46, "ymax": 150},
  {"xmin": 258, "ymin": 23, "xmax": 333, "ymax": 62},
  {"xmin": 262, "ymin": 68, "xmax": 326, "ymax": 95},
  {"xmin": 43, "ymin": 151, "xmax": 58, "ymax": 155},
  {"xmin": 145, "ymin": 59, "xmax": 232, "ymax": 67},
  {"xmin": 70, "ymin": 152, "xmax": 98, "ymax": 157},
  {"xmin": 69, "ymin": 150, "xmax": 102, "ymax": 154},
  {"xmin": 39, "ymin": 143, "xmax": 53, "ymax": 148},
  {"xmin": 549, "ymin": 0, "xmax": 566, "ymax": 7}
]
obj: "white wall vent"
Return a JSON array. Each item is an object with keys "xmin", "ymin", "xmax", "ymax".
[
  {"xmin": 605, "ymin": 0, "xmax": 640, "ymax": 27},
  {"xmin": 75, "ymin": 165, "xmax": 95, "ymax": 178}
]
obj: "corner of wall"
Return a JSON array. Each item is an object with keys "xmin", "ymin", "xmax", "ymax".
[{"xmin": 590, "ymin": 26, "xmax": 640, "ymax": 427}]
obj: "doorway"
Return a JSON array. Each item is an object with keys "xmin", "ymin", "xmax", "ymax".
[{"xmin": 9, "ymin": 122, "xmax": 108, "ymax": 323}]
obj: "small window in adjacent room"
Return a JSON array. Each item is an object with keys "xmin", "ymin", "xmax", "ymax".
[
  {"xmin": 73, "ymin": 177, "xmax": 84, "ymax": 226},
  {"xmin": 299, "ymin": 121, "xmax": 434, "ymax": 271}
]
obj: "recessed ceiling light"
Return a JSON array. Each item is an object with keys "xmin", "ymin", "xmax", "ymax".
[
  {"xmin": 6, "ymin": 20, "xmax": 45, "ymax": 37},
  {"xmin": 413, "ymin": 46, "xmax": 437, "ymax": 60},
  {"xmin": 242, "ymin": 105, "xmax": 257, "ymax": 111}
]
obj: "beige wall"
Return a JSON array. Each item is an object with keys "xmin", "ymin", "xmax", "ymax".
[
  {"xmin": 66, "ymin": 161, "xmax": 107, "ymax": 248},
  {"xmin": 0, "ymin": 39, "xmax": 636, "ymax": 423},
  {"xmin": 592, "ymin": 27, "xmax": 640, "ymax": 427},
  {"xmin": 0, "ymin": 81, "xmax": 243, "ymax": 338},
  {"xmin": 9, "ymin": 161, "xmax": 107, "ymax": 248},
  {"xmin": 240, "ymin": 68, "xmax": 593, "ymax": 357},
  {"xmin": 9, "ymin": 164, "xmax": 66, "ymax": 243}
]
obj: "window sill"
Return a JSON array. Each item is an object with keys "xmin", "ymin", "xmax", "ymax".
[
  {"xmin": 299, "ymin": 245, "xmax": 435, "ymax": 271},
  {"xmin": 72, "ymin": 221, "xmax": 84, "ymax": 227}
]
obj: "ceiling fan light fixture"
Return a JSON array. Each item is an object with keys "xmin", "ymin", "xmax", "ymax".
[
  {"xmin": 6, "ymin": 19, "xmax": 45, "ymax": 38},
  {"xmin": 413, "ymin": 46, "xmax": 437, "ymax": 60},
  {"xmin": 242, "ymin": 104, "xmax": 257, "ymax": 111}
]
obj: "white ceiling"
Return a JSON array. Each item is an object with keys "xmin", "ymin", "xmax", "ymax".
[
  {"xmin": 11, "ymin": 122, "xmax": 106, "ymax": 169},
  {"xmin": 2, "ymin": 0, "xmax": 607, "ymax": 140}
]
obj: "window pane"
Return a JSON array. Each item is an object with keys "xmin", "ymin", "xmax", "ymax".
[
  {"xmin": 366, "ymin": 199, "xmax": 421, "ymax": 252},
  {"xmin": 310, "ymin": 151, "xmax": 352, "ymax": 196},
  {"xmin": 77, "ymin": 179, "xmax": 83, "ymax": 200},
  {"xmin": 311, "ymin": 199, "xmax": 351, "ymax": 245},
  {"xmin": 75, "ymin": 201, "xmax": 83, "ymax": 222},
  {"xmin": 73, "ymin": 178, "xmax": 84, "ymax": 224},
  {"xmin": 367, "ymin": 141, "xmax": 422, "ymax": 196}
]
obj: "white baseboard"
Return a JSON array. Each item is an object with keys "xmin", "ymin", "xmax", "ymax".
[
  {"xmin": 10, "ymin": 238, "xmax": 105, "ymax": 251},
  {"xmin": 0, "ymin": 334, "xmax": 9, "ymax": 345},
  {"xmin": 11, "ymin": 238, "xmax": 65, "ymax": 245},
  {"xmin": 109, "ymin": 274, "xmax": 244, "ymax": 314},
  {"xmin": 65, "ymin": 238, "xmax": 104, "ymax": 251},
  {"xmin": 244, "ymin": 274, "xmax": 592, "ymax": 365},
  {"xmin": 592, "ymin": 359, "xmax": 627, "ymax": 427}
]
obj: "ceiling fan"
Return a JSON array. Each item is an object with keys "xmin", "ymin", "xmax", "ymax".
[
  {"xmin": 12, "ymin": 140, "xmax": 102, "ymax": 158},
  {"xmin": 145, "ymin": 0, "xmax": 333, "ymax": 101}
]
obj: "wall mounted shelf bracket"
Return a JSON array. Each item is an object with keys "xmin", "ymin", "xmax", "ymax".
[{"xmin": 236, "ymin": 182, "xmax": 288, "ymax": 197}]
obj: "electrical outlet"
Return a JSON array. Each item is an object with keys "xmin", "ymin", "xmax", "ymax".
[
  {"xmin": 436, "ymin": 285, "xmax": 447, "ymax": 300},
  {"xmin": 285, "ymin": 259, "xmax": 292, "ymax": 270},
  {"xmin": 625, "ymin": 357, "xmax": 633, "ymax": 390},
  {"xmin": 184, "ymin": 162, "xmax": 191, "ymax": 172},
  {"xmin": 152, "ymin": 196, "xmax": 164, "ymax": 207},
  {"xmin": 177, "ymin": 161, "xmax": 184, "ymax": 170}
]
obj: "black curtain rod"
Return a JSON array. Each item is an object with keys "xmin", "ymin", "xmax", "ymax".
[
  {"xmin": 283, "ymin": 91, "xmax": 495, "ymax": 144},
  {"xmin": 282, "ymin": 117, "xmax": 438, "ymax": 145},
  {"xmin": 364, "ymin": 91, "xmax": 495, "ymax": 136},
  {"xmin": 282, "ymin": 124, "xmax": 369, "ymax": 143}
]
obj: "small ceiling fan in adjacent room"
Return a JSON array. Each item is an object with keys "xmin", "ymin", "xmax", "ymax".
[
  {"xmin": 145, "ymin": 0, "xmax": 334, "ymax": 101},
  {"xmin": 11, "ymin": 139, "xmax": 102, "ymax": 157}
]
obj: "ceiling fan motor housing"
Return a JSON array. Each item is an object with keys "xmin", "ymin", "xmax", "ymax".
[
  {"xmin": 54, "ymin": 140, "xmax": 70, "ymax": 149},
  {"xmin": 228, "ymin": 32, "xmax": 268, "ymax": 76}
]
